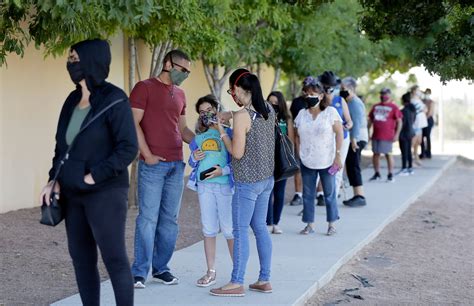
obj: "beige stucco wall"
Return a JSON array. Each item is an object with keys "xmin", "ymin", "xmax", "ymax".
[
  {"xmin": 0, "ymin": 34, "xmax": 274, "ymax": 213},
  {"xmin": 0, "ymin": 35, "xmax": 125, "ymax": 213}
]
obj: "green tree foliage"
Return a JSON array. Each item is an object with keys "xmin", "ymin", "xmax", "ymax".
[
  {"xmin": 274, "ymin": 0, "xmax": 414, "ymax": 98},
  {"xmin": 359, "ymin": 0, "xmax": 474, "ymax": 82}
]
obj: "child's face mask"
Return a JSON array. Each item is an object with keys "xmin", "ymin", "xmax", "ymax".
[{"xmin": 199, "ymin": 111, "xmax": 217, "ymax": 127}]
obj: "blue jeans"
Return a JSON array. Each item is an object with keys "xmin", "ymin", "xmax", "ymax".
[
  {"xmin": 266, "ymin": 179, "xmax": 287, "ymax": 225},
  {"xmin": 131, "ymin": 160, "xmax": 185, "ymax": 279},
  {"xmin": 301, "ymin": 164, "xmax": 339, "ymax": 223},
  {"xmin": 231, "ymin": 176, "xmax": 274, "ymax": 284}
]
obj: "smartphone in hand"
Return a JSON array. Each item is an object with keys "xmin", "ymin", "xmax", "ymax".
[
  {"xmin": 328, "ymin": 164, "xmax": 339, "ymax": 176},
  {"xmin": 200, "ymin": 167, "xmax": 217, "ymax": 181}
]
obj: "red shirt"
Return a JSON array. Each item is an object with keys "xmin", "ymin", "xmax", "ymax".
[
  {"xmin": 130, "ymin": 78, "xmax": 186, "ymax": 161},
  {"xmin": 368, "ymin": 101, "xmax": 402, "ymax": 141}
]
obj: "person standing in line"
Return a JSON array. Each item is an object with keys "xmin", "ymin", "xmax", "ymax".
[
  {"xmin": 295, "ymin": 74, "xmax": 343, "ymax": 236},
  {"xmin": 288, "ymin": 77, "xmax": 312, "ymax": 206},
  {"xmin": 210, "ymin": 68, "xmax": 275, "ymax": 297},
  {"xmin": 266, "ymin": 91, "xmax": 295, "ymax": 234},
  {"xmin": 409, "ymin": 85, "xmax": 428, "ymax": 167},
  {"xmin": 130, "ymin": 50, "xmax": 194, "ymax": 288},
  {"xmin": 340, "ymin": 77, "xmax": 369, "ymax": 207},
  {"xmin": 420, "ymin": 88, "xmax": 435, "ymax": 159},
  {"xmin": 367, "ymin": 88, "xmax": 403, "ymax": 183},
  {"xmin": 40, "ymin": 39, "xmax": 138, "ymax": 306},
  {"xmin": 315, "ymin": 73, "xmax": 353, "ymax": 207},
  {"xmin": 187, "ymin": 95, "xmax": 234, "ymax": 287},
  {"xmin": 398, "ymin": 92, "xmax": 417, "ymax": 176}
]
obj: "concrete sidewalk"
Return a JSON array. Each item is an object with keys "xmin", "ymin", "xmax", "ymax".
[{"xmin": 54, "ymin": 155, "xmax": 455, "ymax": 306}]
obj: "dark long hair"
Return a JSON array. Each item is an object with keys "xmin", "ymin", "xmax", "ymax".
[
  {"xmin": 267, "ymin": 91, "xmax": 291, "ymax": 121},
  {"xmin": 229, "ymin": 68, "xmax": 269, "ymax": 120}
]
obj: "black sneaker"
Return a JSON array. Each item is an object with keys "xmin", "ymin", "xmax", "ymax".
[
  {"xmin": 316, "ymin": 195, "xmax": 326, "ymax": 206},
  {"xmin": 134, "ymin": 276, "xmax": 146, "ymax": 289},
  {"xmin": 346, "ymin": 196, "xmax": 367, "ymax": 207},
  {"xmin": 153, "ymin": 271, "xmax": 179, "ymax": 285},
  {"xmin": 343, "ymin": 196, "xmax": 357, "ymax": 206},
  {"xmin": 387, "ymin": 173, "xmax": 395, "ymax": 183},
  {"xmin": 290, "ymin": 194, "xmax": 302, "ymax": 206},
  {"xmin": 369, "ymin": 172, "xmax": 382, "ymax": 182}
]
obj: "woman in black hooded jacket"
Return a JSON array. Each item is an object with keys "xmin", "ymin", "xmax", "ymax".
[{"xmin": 39, "ymin": 39, "xmax": 138, "ymax": 306}]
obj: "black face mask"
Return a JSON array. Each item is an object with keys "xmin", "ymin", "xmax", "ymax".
[
  {"xmin": 340, "ymin": 90, "xmax": 350, "ymax": 99},
  {"xmin": 272, "ymin": 104, "xmax": 280, "ymax": 113},
  {"xmin": 67, "ymin": 61, "xmax": 85, "ymax": 84},
  {"xmin": 307, "ymin": 96, "xmax": 319, "ymax": 108}
]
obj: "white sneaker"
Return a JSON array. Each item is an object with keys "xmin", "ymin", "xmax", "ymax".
[{"xmin": 272, "ymin": 225, "xmax": 283, "ymax": 234}]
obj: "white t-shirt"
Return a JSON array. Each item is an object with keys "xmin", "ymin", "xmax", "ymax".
[
  {"xmin": 295, "ymin": 106, "xmax": 342, "ymax": 169},
  {"xmin": 411, "ymin": 98, "xmax": 428, "ymax": 129}
]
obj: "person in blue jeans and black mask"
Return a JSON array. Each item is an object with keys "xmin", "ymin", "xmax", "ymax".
[
  {"xmin": 130, "ymin": 50, "xmax": 195, "ymax": 288},
  {"xmin": 187, "ymin": 95, "xmax": 234, "ymax": 288},
  {"xmin": 210, "ymin": 68, "xmax": 275, "ymax": 297},
  {"xmin": 294, "ymin": 72, "xmax": 344, "ymax": 236}
]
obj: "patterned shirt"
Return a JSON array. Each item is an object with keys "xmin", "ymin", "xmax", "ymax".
[{"xmin": 232, "ymin": 106, "xmax": 275, "ymax": 183}]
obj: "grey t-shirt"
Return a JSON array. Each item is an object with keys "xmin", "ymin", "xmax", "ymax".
[{"xmin": 347, "ymin": 96, "xmax": 368, "ymax": 143}]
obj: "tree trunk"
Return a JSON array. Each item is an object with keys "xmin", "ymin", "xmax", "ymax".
[
  {"xmin": 128, "ymin": 37, "xmax": 139, "ymax": 208},
  {"xmin": 202, "ymin": 60, "xmax": 233, "ymax": 102},
  {"xmin": 289, "ymin": 74, "xmax": 299, "ymax": 100},
  {"xmin": 150, "ymin": 40, "xmax": 173, "ymax": 78},
  {"xmin": 271, "ymin": 67, "xmax": 281, "ymax": 92}
]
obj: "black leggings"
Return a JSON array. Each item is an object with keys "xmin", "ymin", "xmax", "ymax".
[
  {"xmin": 65, "ymin": 188, "xmax": 133, "ymax": 306},
  {"xmin": 399, "ymin": 136, "xmax": 413, "ymax": 169},
  {"xmin": 421, "ymin": 117, "xmax": 434, "ymax": 158}
]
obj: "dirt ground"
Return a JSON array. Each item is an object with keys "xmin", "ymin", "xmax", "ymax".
[
  {"xmin": 0, "ymin": 184, "xmax": 203, "ymax": 305},
  {"xmin": 307, "ymin": 158, "xmax": 474, "ymax": 305}
]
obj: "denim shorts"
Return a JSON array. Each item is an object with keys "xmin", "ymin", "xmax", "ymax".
[
  {"xmin": 372, "ymin": 139, "xmax": 393, "ymax": 154},
  {"xmin": 197, "ymin": 182, "xmax": 233, "ymax": 239}
]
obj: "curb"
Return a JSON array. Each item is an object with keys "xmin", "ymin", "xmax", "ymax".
[{"xmin": 293, "ymin": 156, "xmax": 457, "ymax": 306}]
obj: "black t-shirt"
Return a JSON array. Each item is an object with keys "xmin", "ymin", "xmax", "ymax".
[
  {"xmin": 400, "ymin": 104, "xmax": 416, "ymax": 139},
  {"xmin": 290, "ymin": 96, "xmax": 307, "ymax": 120}
]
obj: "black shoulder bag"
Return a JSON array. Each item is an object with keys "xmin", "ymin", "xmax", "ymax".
[
  {"xmin": 274, "ymin": 122, "xmax": 299, "ymax": 182},
  {"xmin": 40, "ymin": 98, "xmax": 125, "ymax": 226}
]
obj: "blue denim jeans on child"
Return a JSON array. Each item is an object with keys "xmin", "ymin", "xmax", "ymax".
[
  {"xmin": 301, "ymin": 164, "xmax": 339, "ymax": 223},
  {"xmin": 132, "ymin": 160, "xmax": 185, "ymax": 280},
  {"xmin": 231, "ymin": 176, "xmax": 274, "ymax": 284}
]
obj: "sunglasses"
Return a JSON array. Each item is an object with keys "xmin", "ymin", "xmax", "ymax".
[{"xmin": 171, "ymin": 60, "xmax": 191, "ymax": 74}]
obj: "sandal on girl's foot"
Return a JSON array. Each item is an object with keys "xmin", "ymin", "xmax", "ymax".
[
  {"xmin": 327, "ymin": 226, "xmax": 336, "ymax": 236},
  {"xmin": 196, "ymin": 269, "xmax": 216, "ymax": 287},
  {"xmin": 299, "ymin": 225, "xmax": 314, "ymax": 235}
]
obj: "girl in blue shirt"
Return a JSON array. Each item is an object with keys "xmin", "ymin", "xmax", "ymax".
[{"xmin": 187, "ymin": 95, "xmax": 234, "ymax": 287}]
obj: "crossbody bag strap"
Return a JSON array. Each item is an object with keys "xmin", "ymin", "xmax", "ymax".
[{"xmin": 50, "ymin": 98, "xmax": 126, "ymax": 184}]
